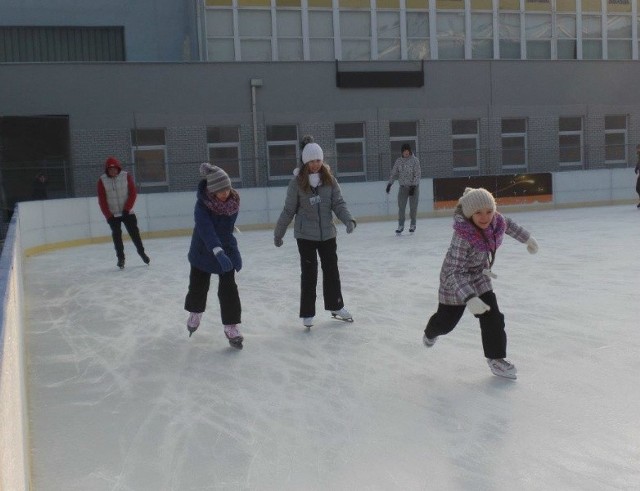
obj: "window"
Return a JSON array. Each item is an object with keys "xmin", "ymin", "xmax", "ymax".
[
  {"xmin": 205, "ymin": 8, "xmax": 235, "ymax": 61},
  {"xmin": 309, "ymin": 9, "xmax": 334, "ymax": 60},
  {"xmin": 501, "ymin": 118, "xmax": 527, "ymax": 170},
  {"xmin": 556, "ymin": 14, "xmax": 577, "ymax": 59},
  {"xmin": 377, "ymin": 10, "xmax": 401, "ymax": 60},
  {"xmin": 437, "ymin": 12, "xmax": 465, "ymax": 59},
  {"xmin": 239, "ymin": 9, "xmax": 272, "ymax": 61},
  {"xmin": 335, "ymin": 122, "xmax": 366, "ymax": 176},
  {"xmin": 607, "ymin": 15, "xmax": 632, "ymax": 60},
  {"xmin": 406, "ymin": 10, "xmax": 429, "ymax": 60},
  {"xmin": 558, "ymin": 117, "xmax": 583, "ymax": 167},
  {"xmin": 267, "ymin": 125, "xmax": 298, "ymax": 180},
  {"xmin": 207, "ymin": 126, "xmax": 241, "ymax": 182},
  {"xmin": 499, "ymin": 13, "xmax": 521, "ymax": 59},
  {"xmin": 389, "ymin": 121, "xmax": 418, "ymax": 160},
  {"xmin": 451, "ymin": 120, "xmax": 478, "ymax": 171},
  {"xmin": 525, "ymin": 14, "xmax": 551, "ymax": 59},
  {"xmin": 131, "ymin": 129, "xmax": 167, "ymax": 187},
  {"xmin": 604, "ymin": 115, "xmax": 627, "ymax": 163},
  {"xmin": 277, "ymin": 9, "xmax": 303, "ymax": 61},
  {"xmin": 582, "ymin": 15, "xmax": 602, "ymax": 59},
  {"xmin": 471, "ymin": 13, "xmax": 493, "ymax": 59},
  {"xmin": 340, "ymin": 11, "xmax": 371, "ymax": 60}
]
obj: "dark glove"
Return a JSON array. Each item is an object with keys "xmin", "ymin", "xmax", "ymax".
[
  {"xmin": 346, "ymin": 220, "xmax": 356, "ymax": 234},
  {"xmin": 235, "ymin": 254, "xmax": 242, "ymax": 272},
  {"xmin": 121, "ymin": 209, "xmax": 130, "ymax": 217},
  {"xmin": 107, "ymin": 216, "xmax": 117, "ymax": 225},
  {"xmin": 274, "ymin": 236, "xmax": 283, "ymax": 248},
  {"xmin": 386, "ymin": 183, "xmax": 392, "ymax": 194},
  {"xmin": 214, "ymin": 250, "xmax": 233, "ymax": 272},
  {"xmin": 408, "ymin": 186, "xmax": 416, "ymax": 197}
]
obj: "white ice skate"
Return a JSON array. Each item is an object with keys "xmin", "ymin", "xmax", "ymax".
[
  {"xmin": 487, "ymin": 358, "xmax": 517, "ymax": 379},
  {"xmin": 331, "ymin": 308, "xmax": 353, "ymax": 322},
  {"xmin": 303, "ymin": 317, "xmax": 314, "ymax": 327}
]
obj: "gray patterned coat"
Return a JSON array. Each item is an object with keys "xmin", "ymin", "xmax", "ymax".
[
  {"xmin": 438, "ymin": 210, "xmax": 531, "ymax": 305},
  {"xmin": 274, "ymin": 174, "xmax": 354, "ymax": 242}
]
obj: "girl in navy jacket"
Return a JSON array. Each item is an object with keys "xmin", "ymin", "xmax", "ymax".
[{"xmin": 184, "ymin": 163, "xmax": 244, "ymax": 348}]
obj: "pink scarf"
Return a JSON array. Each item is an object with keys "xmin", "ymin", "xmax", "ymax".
[
  {"xmin": 453, "ymin": 212, "xmax": 506, "ymax": 252},
  {"xmin": 203, "ymin": 192, "xmax": 240, "ymax": 216}
]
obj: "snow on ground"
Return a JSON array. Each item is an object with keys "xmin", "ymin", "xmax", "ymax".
[{"xmin": 24, "ymin": 205, "xmax": 640, "ymax": 490}]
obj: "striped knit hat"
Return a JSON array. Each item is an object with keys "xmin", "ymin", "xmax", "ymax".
[
  {"xmin": 200, "ymin": 162, "xmax": 231, "ymax": 193},
  {"xmin": 458, "ymin": 187, "xmax": 496, "ymax": 218}
]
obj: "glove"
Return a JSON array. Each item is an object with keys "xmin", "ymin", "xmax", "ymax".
[
  {"xmin": 214, "ymin": 250, "xmax": 233, "ymax": 272},
  {"xmin": 466, "ymin": 297, "xmax": 491, "ymax": 315},
  {"xmin": 408, "ymin": 186, "xmax": 416, "ymax": 197},
  {"xmin": 386, "ymin": 183, "xmax": 391, "ymax": 194},
  {"xmin": 526, "ymin": 237, "xmax": 539, "ymax": 254},
  {"xmin": 235, "ymin": 254, "xmax": 242, "ymax": 273},
  {"xmin": 121, "ymin": 209, "xmax": 130, "ymax": 217},
  {"xmin": 346, "ymin": 220, "xmax": 356, "ymax": 234},
  {"xmin": 107, "ymin": 215, "xmax": 117, "ymax": 225},
  {"xmin": 274, "ymin": 236, "xmax": 283, "ymax": 248}
]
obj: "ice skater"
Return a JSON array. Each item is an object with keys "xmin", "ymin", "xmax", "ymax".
[
  {"xmin": 386, "ymin": 143, "xmax": 421, "ymax": 234},
  {"xmin": 184, "ymin": 163, "xmax": 244, "ymax": 348},
  {"xmin": 422, "ymin": 187, "xmax": 538, "ymax": 379},
  {"xmin": 97, "ymin": 156, "xmax": 150, "ymax": 269},
  {"xmin": 273, "ymin": 141, "xmax": 356, "ymax": 327}
]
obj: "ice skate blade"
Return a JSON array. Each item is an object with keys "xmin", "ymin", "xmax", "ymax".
[
  {"xmin": 491, "ymin": 372, "xmax": 517, "ymax": 380},
  {"xmin": 228, "ymin": 339, "xmax": 243, "ymax": 350},
  {"xmin": 331, "ymin": 314, "xmax": 354, "ymax": 323}
]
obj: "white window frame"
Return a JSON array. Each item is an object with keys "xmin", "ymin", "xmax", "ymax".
[
  {"xmin": 451, "ymin": 119, "xmax": 479, "ymax": 172},
  {"xmin": 130, "ymin": 129, "xmax": 168, "ymax": 187},
  {"xmin": 335, "ymin": 122, "xmax": 366, "ymax": 177},
  {"xmin": 266, "ymin": 124, "xmax": 299, "ymax": 181},
  {"xmin": 604, "ymin": 115, "xmax": 628, "ymax": 164},
  {"xmin": 558, "ymin": 117, "xmax": 583, "ymax": 167},
  {"xmin": 501, "ymin": 118, "xmax": 528, "ymax": 171},
  {"xmin": 207, "ymin": 126, "xmax": 242, "ymax": 183}
]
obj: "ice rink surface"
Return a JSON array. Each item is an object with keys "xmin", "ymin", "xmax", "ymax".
[{"xmin": 24, "ymin": 205, "xmax": 640, "ymax": 490}]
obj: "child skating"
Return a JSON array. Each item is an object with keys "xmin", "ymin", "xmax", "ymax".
[
  {"xmin": 423, "ymin": 187, "xmax": 538, "ymax": 379},
  {"xmin": 184, "ymin": 163, "xmax": 244, "ymax": 348}
]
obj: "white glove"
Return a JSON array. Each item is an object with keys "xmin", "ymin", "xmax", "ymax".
[
  {"xmin": 466, "ymin": 297, "xmax": 491, "ymax": 315},
  {"xmin": 526, "ymin": 237, "xmax": 539, "ymax": 255}
]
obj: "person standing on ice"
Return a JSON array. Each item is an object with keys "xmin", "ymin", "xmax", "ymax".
[
  {"xmin": 422, "ymin": 187, "xmax": 539, "ymax": 379},
  {"xmin": 386, "ymin": 142, "xmax": 421, "ymax": 234},
  {"xmin": 274, "ymin": 141, "xmax": 356, "ymax": 328},
  {"xmin": 97, "ymin": 156, "xmax": 150, "ymax": 269},
  {"xmin": 184, "ymin": 163, "xmax": 244, "ymax": 349}
]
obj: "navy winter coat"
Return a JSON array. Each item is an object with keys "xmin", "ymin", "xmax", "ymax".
[{"xmin": 187, "ymin": 180, "xmax": 242, "ymax": 274}]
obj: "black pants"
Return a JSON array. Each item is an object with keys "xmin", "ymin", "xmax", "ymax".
[
  {"xmin": 296, "ymin": 238, "xmax": 344, "ymax": 318},
  {"xmin": 424, "ymin": 291, "xmax": 506, "ymax": 359},
  {"xmin": 108, "ymin": 213, "xmax": 146, "ymax": 260},
  {"xmin": 184, "ymin": 266, "xmax": 241, "ymax": 325},
  {"xmin": 636, "ymin": 175, "xmax": 640, "ymax": 199}
]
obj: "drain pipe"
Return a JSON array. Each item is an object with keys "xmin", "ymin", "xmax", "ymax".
[{"xmin": 250, "ymin": 78, "xmax": 263, "ymax": 186}]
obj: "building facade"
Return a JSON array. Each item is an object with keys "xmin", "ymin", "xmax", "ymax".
[{"xmin": 1, "ymin": 0, "xmax": 640, "ymax": 209}]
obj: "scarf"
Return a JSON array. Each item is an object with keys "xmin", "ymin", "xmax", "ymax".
[
  {"xmin": 453, "ymin": 212, "xmax": 506, "ymax": 253},
  {"xmin": 203, "ymin": 191, "xmax": 240, "ymax": 216}
]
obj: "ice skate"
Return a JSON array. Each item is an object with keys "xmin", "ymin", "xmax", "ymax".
[
  {"xmin": 331, "ymin": 307, "xmax": 353, "ymax": 322},
  {"xmin": 117, "ymin": 257, "xmax": 125, "ymax": 269},
  {"xmin": 409, "ymin": 225, "xmax": 416, "ymax": 233},
  {"xmin": 224, "ymin": 324, "xmax": 244, "ymax": 349},
  {"xmin": 187, "ymin": 312, "xmax": 202, "ymax": 337},
  {"xmin": 139, "ymin": 252, "xmax": 150, "ymax": 265},
  {"xmin": 422, "ymin": 333, "xmax": 437, "ymax": 347},
  {"xmin": 395, "ymin": 226, "xmax": 404, "ymax": 235},
  {"xmin": 302, "ymin": 317, "xmax": 314, "ymax": 328},
  {"xmin": 487, "ymin": 358, "xmax": 517, "ymax": 379}
]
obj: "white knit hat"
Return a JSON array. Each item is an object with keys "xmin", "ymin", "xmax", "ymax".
[
  {"xmin": 458, "ymin": 187, "xmax": 496, "ymax": 218},
  {"xmin": 301, "ymin": 143, "xmax": 323, "ymax": 164},
  {"xmin": 200, "ymin": 162, "xmax": 231, "ymax": 193}
]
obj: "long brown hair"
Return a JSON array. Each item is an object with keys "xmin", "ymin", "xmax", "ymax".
[{"xmin": 296, "ymin": 162, "xmax": 336, "ymax": 192}]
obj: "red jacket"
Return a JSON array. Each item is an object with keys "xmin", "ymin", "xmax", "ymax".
[{"xmin": 97, "ymin": 158, "xmax": 137, "ymax": 220}]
